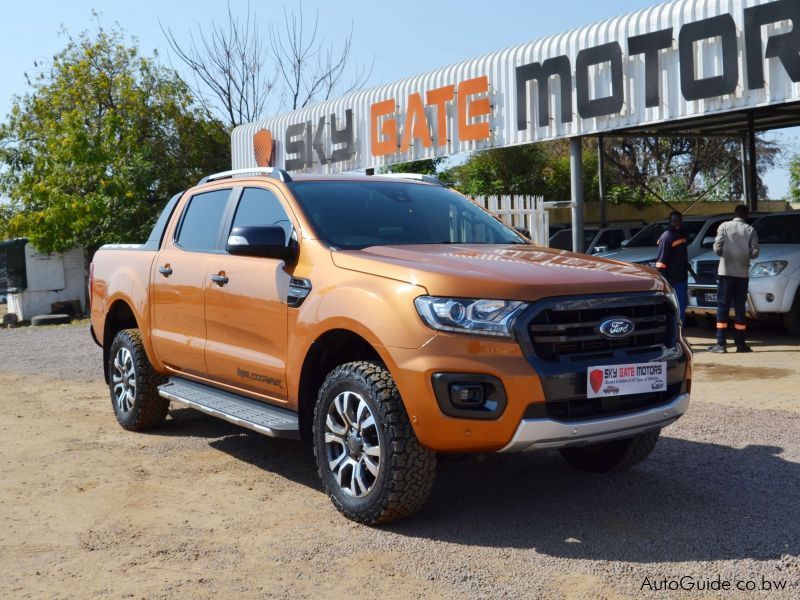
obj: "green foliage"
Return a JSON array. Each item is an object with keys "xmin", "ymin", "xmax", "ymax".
[
  {"xmin": 442, "ymin": 141, "xmax": 600, "ymax": 202},
  {"xmin": 380, "ymin": 158, "xmax": 443, "ymax": 176},
  {"xmin": 790, "ymin": 155, "xmax": 800, "ymax": 203},
  {"xmin": 0, "ymin": 23, "xmax": 230, "ymax": 252}
]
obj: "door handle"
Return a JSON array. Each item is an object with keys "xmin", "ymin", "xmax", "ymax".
[
  {"xmin": 210, "ymin": 273, "xmax": 229, "ymax": 286},
  {"xmin": 158, "ymin": 265, "xmax": 173, "ymax": 277}
]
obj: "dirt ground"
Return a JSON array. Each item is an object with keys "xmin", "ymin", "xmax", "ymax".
[{"xmin": 0, "ymin": 320, "xmax": 798, "ymax": 599}]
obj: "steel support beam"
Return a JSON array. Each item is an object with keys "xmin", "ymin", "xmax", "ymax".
[
  {"xmin": 570, "ymin": 137, "xmax": 585, "ymax": 253},
  {"xmin": 598, "ymin": 136, "xmax": 607, "ymax": 227},
  {"xmin": 747, "ymin": 114, "xmax": 758, "ymax": 212}
]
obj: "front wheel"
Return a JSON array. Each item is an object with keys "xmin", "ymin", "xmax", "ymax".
[
  {"xmin": 559, "ymin": 429, "xmax": 661, "ymax": 473},
  {"xmin": 783, "ymin": 290, "xmax": 800, "ymax": 336},
  {"xmin": 313, "ymin": 361, "xmax": 436, "ymax": 525}
]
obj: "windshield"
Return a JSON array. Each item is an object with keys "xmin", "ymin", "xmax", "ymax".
[
  {"xmin": 625, "ymin": 220, "xmax": 704, "ymax": 247},
  {"xmin": 753, "ymin": 214, "xmax": 800, "ymax": 244},
  {"xmin": 288, "ymin": 181, "xmax": 526, "ymax": 249},
  {"xmin": 549, "ymin": 228, "xmax": 597, "ymax": 251}
]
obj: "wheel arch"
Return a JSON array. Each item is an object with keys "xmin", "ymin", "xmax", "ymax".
[
  {"xmin": 102, "ymin": 299, "xmax": 140, "ymax": 383},
  {"xmin": 296, "ymin": 329, "xmax": 386, "ymax": 444}
]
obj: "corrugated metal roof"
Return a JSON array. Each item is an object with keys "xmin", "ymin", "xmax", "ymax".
[{"xmin": 232, "ymin": 0, "xmax": 799, "ymax": 174}]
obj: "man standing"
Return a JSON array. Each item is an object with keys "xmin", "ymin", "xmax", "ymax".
[
  {"xmin": 708, "ymin": 205, "xmax": 759, "ymax": 353},
  {"xmin": 656, "ymin": 211, "xmax": 692, "ymax": 325}
]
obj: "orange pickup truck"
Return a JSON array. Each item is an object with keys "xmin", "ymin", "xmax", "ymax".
[{"xmin": 90, "ymin": 168, "xmax": 691, "ymax": 524}]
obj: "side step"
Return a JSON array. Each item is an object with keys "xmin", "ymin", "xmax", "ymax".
[{"xmin": 158, "ymin": 378, "xmax": 300, "ymax": 439}]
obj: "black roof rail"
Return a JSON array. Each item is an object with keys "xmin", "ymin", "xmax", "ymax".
[
  {"xmin": 370, "ymin": 173, "xmax": 448, "ymax": 187},
  {"xmin": 197, "ymin": 167, "xmax": 292, "ymax": 186}
]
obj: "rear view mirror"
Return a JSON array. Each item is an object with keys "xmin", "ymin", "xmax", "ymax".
[
  {"xmin": 227, "ymin": 225, "xmax": 298, "ymax": 261},
  {"xmin": 701, "ymin": 236, "xmax": 715, "ymax": 248}
]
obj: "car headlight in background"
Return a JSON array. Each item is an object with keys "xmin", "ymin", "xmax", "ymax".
[
  {"xmin": 750, "ymin": 261, "xmax": 788, "ymax": 278},
  {"xmin": 414, "ymin": 297, "xmax": 528, "ymax": 338}
]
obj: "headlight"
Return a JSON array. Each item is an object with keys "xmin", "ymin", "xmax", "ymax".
[
  {"xmin": 750, "ymin": 261, "xmax": 787, "ymax": 278},
  {"xmin": 414, "ymin": 296, "xmax": 528, "ymax": 338}
]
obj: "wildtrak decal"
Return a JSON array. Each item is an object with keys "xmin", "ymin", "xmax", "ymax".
[{"xmin": 237, "ymin": 368, "xmax": 283, "ymax": 389}]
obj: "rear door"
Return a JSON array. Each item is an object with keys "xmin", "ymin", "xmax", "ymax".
[
  {"xmin": 150, "ymin": 187, "xmax": 234, "ymax": 377},
  {"xmin": 203, "ymin": 186, "xmax": 295, "ymax": 401}
]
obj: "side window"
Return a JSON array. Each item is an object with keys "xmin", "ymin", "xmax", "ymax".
[
  {"xmin": 176, "ymin": 189, "xmax": 232, "ymax": 251},
  {"xmin": 231, "ymin": 187, "xmax": 293, "ymax": 244}
]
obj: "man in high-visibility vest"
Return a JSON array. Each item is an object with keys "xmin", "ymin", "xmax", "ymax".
[
  {"xmin": 708, "ymin": 205, "xmax": 760, "ymax": 353},
  {"xmin": 656, "ymin": 211, "xmax": 692, "ymax": 325}
]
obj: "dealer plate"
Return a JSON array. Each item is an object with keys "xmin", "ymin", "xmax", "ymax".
[
  {"xmin": 587, "ymin": 362, "xmax": 667, "ymax": 399},
  {"xmin": 704, "ymin": 293, "xmax": 718, "ymax": 304}
]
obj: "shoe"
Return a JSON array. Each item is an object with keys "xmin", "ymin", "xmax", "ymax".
[
  {"xmin": 736, "ymin": 345, "xmax": 753, "ymax": 353},
  {"xmin": 707, "ymin": 344, "xmax": 728, "ymax": 353}
]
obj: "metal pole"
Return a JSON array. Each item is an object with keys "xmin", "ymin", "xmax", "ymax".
[
  {"xmin": 747, "ymin": 114, "xmax": 758, "ymax": 212},
  {"xmin": 570, "ymin": 137, "xmax": 585, "ymax": 253},
  {"xmin": 598, "ymin": 136, "xmax": 607, "ymax": 226},
  {"xmin": 740, "ymin": 136, "xmax": 750, "ymax": 206}
]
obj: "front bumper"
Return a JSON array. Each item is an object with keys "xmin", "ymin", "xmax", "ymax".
[
  {"xmin": 500, "ymin": 392, "xmax": 690, "ymax": 452},
  {"xmin": 688, "ymin": 276, "xmax": 789, "ymax": 317}
]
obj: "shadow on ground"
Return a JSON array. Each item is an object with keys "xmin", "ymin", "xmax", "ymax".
[{"xmin": 154, "ymin": 408, "xmax": 799, "ymax": 564}]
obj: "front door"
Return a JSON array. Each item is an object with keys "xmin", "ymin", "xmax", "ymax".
[
  {"xmin": 204, "ymin": 186, "xmax": 294, "ymax": 401},
  {"xmin": 150, "ymin": 187, "xmax": 233, "ymax": 378}
]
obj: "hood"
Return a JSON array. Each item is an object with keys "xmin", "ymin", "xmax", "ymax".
[
  {"xmin": 332, "ymin": 244, "xmax": 666, "ymax": 300},
  {"xmin": 595, "ymin": 246, "xmax": 658, "ymax": 264}
]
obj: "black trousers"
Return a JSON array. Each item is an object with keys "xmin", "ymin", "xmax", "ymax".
[{"xmin": 716, "ymin": 276, "xmax": 748, "ymax": 346}]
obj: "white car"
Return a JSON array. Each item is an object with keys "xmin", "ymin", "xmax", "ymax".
[{"xmin": 687, "ymin": 211, "xmax": 800, "ymax": 335}]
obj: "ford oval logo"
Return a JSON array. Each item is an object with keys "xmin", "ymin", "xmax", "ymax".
[{"xmin": 598, "ymin": 317, "xmax": 636, "ymax": 340}]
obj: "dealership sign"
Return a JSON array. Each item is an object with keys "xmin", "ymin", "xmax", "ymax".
[{"xmin": 232, "ymin": 0, "xmax": 800, "ymax": 173}]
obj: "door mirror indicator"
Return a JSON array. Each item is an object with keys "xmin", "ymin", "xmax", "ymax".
[{"xmin": 226, "ymin": 225, "xmax": 298, "ymax": 261}]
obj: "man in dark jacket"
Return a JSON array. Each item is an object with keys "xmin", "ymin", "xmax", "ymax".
[
  {"xmin": 656, "ymin": 211, "xmax": 692, "ymax": 325},
  {"xmin": 708, "ymin": 205, "xmax": 760, "ymax": 353}
]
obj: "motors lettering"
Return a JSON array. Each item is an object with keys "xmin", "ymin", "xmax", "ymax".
[{"xmin": 516, "ymin": 0, "xmax": 800, "ymax": 129}]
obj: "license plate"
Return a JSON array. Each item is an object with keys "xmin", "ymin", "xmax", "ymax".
[
  {"xmin": 704, "ymin": 293, "xmax": 717, "ymax": 304},
  {"xmin": 587, "ymin": 362, "xmax": 667, "ymax": 399}
]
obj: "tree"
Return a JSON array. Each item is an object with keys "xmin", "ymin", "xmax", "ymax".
[
  {"xmin": 790, "ymin": 155, "xmax": 800, "ymax": 203},
  {"xmin": 602, "ymin": 135, "xmax": 781, "ymax": 203},
  {"xmin": 162, "ymin": 3, "xmax": 372, "ymax": 128},
  {"xmin": 0, "ymin": 24, "xmax": 230, "ymax": 253},
  {"xmin": 380, "ymin": 158, "xmax": 443, "ymax": 176}
]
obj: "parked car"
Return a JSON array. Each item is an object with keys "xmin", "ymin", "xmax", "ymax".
[
  {"xmin": 90, "ymin": 168, "xmax": 691, "ymax": 524},
  {"xmin": 597, "ymin": 214, "xmax": 762, "ymax": 266},
  {"xmin": 548, "ymin": 221, "xmax": 645, "ymax": 254},
  {"xmin": 688, "ymin": 211, "xmax": 800, "ymax": 335}
]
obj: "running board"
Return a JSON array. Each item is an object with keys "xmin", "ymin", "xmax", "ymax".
[{"xmin": 158, "ymin": 378, "xmax": 300, "ymax": 439}]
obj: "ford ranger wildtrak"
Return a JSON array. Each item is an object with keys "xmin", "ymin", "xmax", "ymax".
[{"xmin": 90, "ymin": 168, "xmax": 692, "ymax": 524}]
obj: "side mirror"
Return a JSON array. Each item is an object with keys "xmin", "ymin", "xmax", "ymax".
[
  {"xmin": 593, "ymin": 245, "xmax": 609, "ymax": 255},
  {"xmin": 701, "ymin": 236, "xmax": 715, "ymax": 248},
  {"xmin": 227, "ymin": 225, "xmax": 298, "ymax": 261},
  {"xmin": 514, "ymin": 226, "xmax": 531, "ymax": 238},
  {"xmin": 620, "ymin": 239, "xmax": 630, "ymax": 247}
]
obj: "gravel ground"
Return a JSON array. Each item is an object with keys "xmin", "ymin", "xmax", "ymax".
[{"xmin": 0, "ymin": 320, "xmax": 798, "ymax": 599}]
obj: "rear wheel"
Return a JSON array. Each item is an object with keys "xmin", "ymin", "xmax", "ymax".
[
  {"xmin": 108, "ymin": 329, "xmax": 169, "ymax": 431},
  {"xmin": 313, "ymin": 361, "xmax": 436, "ymax": 525},
  {"xmin": 559, "ymin": 429, "xmax": 661, "ymax": 473}
]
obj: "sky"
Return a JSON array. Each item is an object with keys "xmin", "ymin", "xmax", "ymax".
[{"xmin": 0, "ymin": 0, "xmax": 796, "ymax": 198}]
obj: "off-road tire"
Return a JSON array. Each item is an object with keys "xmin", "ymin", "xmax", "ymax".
[
  {"xmin": 559, "ymin": 429, "xmax": 661, "ymax": 473},
  {"xmin": 783, "ymin": 289, "xmax": 800, "ymax": 337},
  {"xmin": 108, "ymin": 329, "xmax": 169, "ymax": 431},
  {"xmin": 313, "ymin": 361, "xmax": 437, "ymax": 525}
]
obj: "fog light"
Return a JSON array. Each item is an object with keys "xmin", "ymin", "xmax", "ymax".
[
  {"xmin": 450, "ymin": 384, "xmax": 484, "ymax": 408},
  {"xmin": 766, "ymin": 293, "xmax": 775, "ymax": 303}
]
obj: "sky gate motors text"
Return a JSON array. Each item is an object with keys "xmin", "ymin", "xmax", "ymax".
[{"xmin": 516, "ymin": 0, "xmax": 800, "ymax": 130}]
